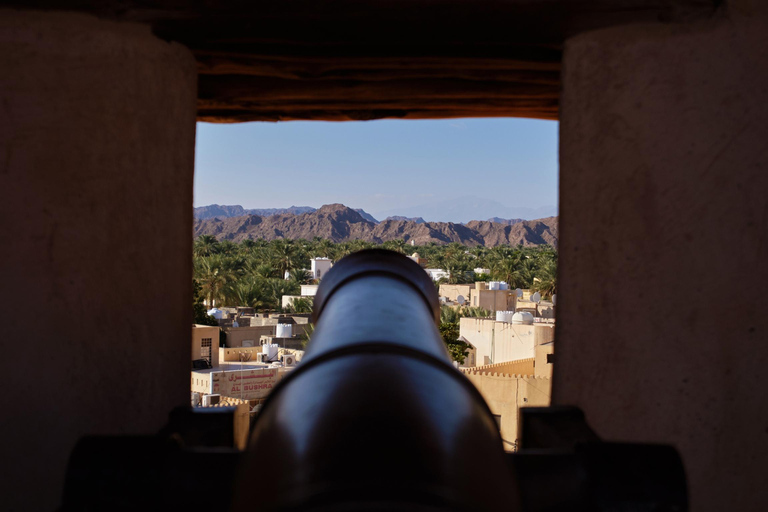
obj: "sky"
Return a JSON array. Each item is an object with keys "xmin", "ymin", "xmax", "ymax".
[{"xmin": 194, "ymin": 118, "xmax": 559, "ymax": 222}]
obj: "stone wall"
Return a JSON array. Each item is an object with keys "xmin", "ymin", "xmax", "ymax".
[
  {"xmin": 0, "ymin": 11, "xmax": 197, "ymax": 511},
  {"xmin": 557, "ymin": 7, "xmax": 768, "ymax": 510}
]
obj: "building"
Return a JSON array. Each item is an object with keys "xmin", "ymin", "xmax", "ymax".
[
  {"xmin": 191, "ymin": 324, "xmax": 220, "ymax": 368},
  {"xmin": 191, "ymin": 365, "xmax": 284, "ymax": 401},
  {"xmin": 310, "ymin": 257, "xmax": 332, "ymax": 280},
  {"xmin": 459, "ymin": 316, "xmax": 555, "ymax": 366},
  {"xmin": 408, "ymin": 252, "xmax": 427, "ymax": 268},
  {"xmin": 439, "ymin": 283, "xmax": 475, "ymax": 303},
  {"xmin": 282, "ymin": 284, "xmax": 318, "ymax": 309},
  {"xmin": 469, "ymin": 282, "xmax": 517, "ymax": 312},
  {"xmin": 424, "ymin": 268, "xmax": 450, "ymax": 281},
  {"xmin": 300, "ymin": 284, "xmax": 319, "ymax": 296},
  {"xmin": 462, "ymin": 357, "xmax": 553, "ymax": 452}
]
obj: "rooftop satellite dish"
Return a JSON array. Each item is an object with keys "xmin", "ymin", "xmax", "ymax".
[
  {"xmin": 551, "ymin": 294, "xmax": 557, "ymax": 306},
  {"xmin": 457, "ymin": 295, "xmax": 466, "ymax": 305},
  {"xmin": 516, "ymin": 288, "xmax": 523, "ymax": 299},
  {"xmin": 531, "ymin": 291, "xmax": 542, "ymax": 304}
]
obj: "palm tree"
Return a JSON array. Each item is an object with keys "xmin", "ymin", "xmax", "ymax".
[
  {"xmin": 194, "ymin": 235, "xmax": 219, "ymax": 257},
  {"xmin": 530, "ymin": 259, "xmax": 557, "ymax": 299},
  {"xmin": 440, "ymin": 305, "xmax": 461, "ymax": 324},
  {"xmin": 459, "ymin": 306, "xmax": 491, "ymax": 318},
  {"xmin": 252, "ymin": 263, "xmax": 278, "ymax": 279},
  {"xmin": 194, "ymin": 256, "xmax": 232, "ymax": 306},
  {"xmin": 266, "ymin": 278, "xmax": 300, "ymax": 310},
  {"xmin": 381, "ymin": 239, "xmax": 407, "ymax": 254},
  {"xmin": 224, "ymin": 276, "xmax": 268, "ymax": 309},
  {"xmin": 491, "ymin": 254, "xmax": 526, "ymax": 288},
  {"xmin": 270, "ymin": 240, "xmax": 300, "ymax": 279},
  {"xmin": 290, "ymin": 268, "xmax": 312, "ymax": 285}
]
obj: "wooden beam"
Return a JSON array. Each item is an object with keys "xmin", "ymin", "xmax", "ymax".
[{"xmin": 1, "ymin": 0, "xmax": 717, "ymax": 122}]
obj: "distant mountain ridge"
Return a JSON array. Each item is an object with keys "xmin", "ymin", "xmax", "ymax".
[
  {"xmin": 194, "ymin": 205, "xmax": 317, "ymax": 220},
  {"xmin": 385, "ymin": 215, "xmax": 426, "ymax": 224},
  {"xmin": 193, "ymin": 204, "xmax": 558, "ymax": 248},
  {"xmin": 194, "ymin": 204, "xmax": 379, "ymax": 223}
]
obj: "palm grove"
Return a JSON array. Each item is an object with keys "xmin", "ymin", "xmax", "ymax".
[{"xmin": 193, "ymin": 236, "xmax": 557, "ymax": 361}]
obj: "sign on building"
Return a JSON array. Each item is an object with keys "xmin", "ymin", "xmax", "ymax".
[{"xmin": 211, "ymin": 367, "xmax": 281, "ymax": 400}]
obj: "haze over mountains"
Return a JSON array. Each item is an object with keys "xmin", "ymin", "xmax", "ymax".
[
  {"xmin": 194, "ymin": 204, "xmax": 558, "ymax": 247},
  {"xmin": 372, "ymin": 196, "xmax": 557, "ymax": 224}
]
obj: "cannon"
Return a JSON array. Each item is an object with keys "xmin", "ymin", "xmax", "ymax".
[{"xmin": 62, "ymin": 249, "xmax": 687, "ymax": 511}]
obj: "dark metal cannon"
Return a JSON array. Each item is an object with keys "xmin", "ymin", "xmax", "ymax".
[{"xmin": 61, "ymin": 249, "xmax": 687, "ymax": 512}]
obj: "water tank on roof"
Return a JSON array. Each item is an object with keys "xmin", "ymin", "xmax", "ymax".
[
  {"xmin": 495, "ymin": 311, "xmax": 515, "ymax": 323},
  {"xmin": 512, "ymin": 311, "xmax": 534, "ymax": 325},
  {"xmin": 276, "ymin": 323, "xmax": 293, "ymax": 338},
  {"xmin": 489, "ymin": 281, "xmax": 500, "ymax": 290},
  {"xmin": 263, "ymin": 343, "xmax": 279, "ymax": 361},
  {"xmin": 207, "ymin": 308, "xmax": 224, "ymax": 320},
  {"xmin": 499, "ymin": 282, "xmax": 509, "ymax": 290}
]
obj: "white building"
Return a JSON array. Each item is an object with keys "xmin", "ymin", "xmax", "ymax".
[
  {"xmin": 300, "ymin": 284, "xmax": 318, "ymax": 296},
  {"xmin": 425, "ymin": 268, "xmax": 450, "ymax": 281},
  {"xmin": 311, "ymin": 257, "xmax": 332, "ymax": 280},
  {"xmin": 459, "ymin": 316, "xmax": 554, "ymax": 366}
]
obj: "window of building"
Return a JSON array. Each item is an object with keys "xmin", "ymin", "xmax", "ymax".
[{"xmin": 201, "ymin": 338, "xmax": 212, "ymax": 364}]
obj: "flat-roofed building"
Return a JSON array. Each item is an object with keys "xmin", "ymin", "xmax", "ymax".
[{"xmin": 192, "ymin": 324, "xmax": 220, "ymax": 368}]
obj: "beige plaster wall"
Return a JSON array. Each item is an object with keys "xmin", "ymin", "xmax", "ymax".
[
  {"xmin": 460, "ymin": 318, "xmax": 553, "ymax": 366},
  {"xmin": 534, "ymin": 342, "xmax": 554, "ymax": 378},
  {"xmin": 192, "ymin": 325, "xmax": 220, "ymax": 367},
  {"xmin": 220, "ymin": 346, "xmax": 263, "ymax": 362},
  {"xmin": 225, "ymin": 325, "xmax": 275, "ymax": 347},
  {"xmin": 557, "ymin": 11, "xmax": 768, "ymax": 511},
  {"xmin": 439, "ymin": 283, "xmax": 474, "ymax": 302},
  {"xmin": 464, "ymin": 372, "xmax": 552, "ymax": 452},
  {"xmin": 470, "ymin": 289, "xmax": 516, "ymax": 312},
  {"xmin": 467, "ymin": 358, "xmax": 536, "ymax": 377},
  {"xmin": 0, "ymin": 10, "xmax": 197, "ymax": 511}
]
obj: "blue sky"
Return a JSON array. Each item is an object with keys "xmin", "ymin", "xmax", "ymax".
[{"xmin": 194, "ymin": 118, "xmax": 558, "ymax": 222}]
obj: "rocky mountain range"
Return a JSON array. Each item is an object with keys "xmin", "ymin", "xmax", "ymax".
[
  {"xmin": 193, "ymin": 204, "xmax": 558, "ymax": 247},
  {"xmin": 194, "ymin": 204, "xmax": 379, "ymax": 223}
]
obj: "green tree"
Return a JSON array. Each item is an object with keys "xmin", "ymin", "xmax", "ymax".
[
  {"xmin": 270, "ymin": 239, "xmax": 300, "ymax": 278},
  {"xmin": 286, "ymin": 297, "xmax": 314, "ymax": 314},
  {"xmin": 289, "ymin": 268, "xmax": 312, "ymax": 285},
  {"xmin": 439, "ymin": 322, "xmax": 469, "ymax": 364},
  {"xmin": 194, "ymin": 256, "xmax": 234, "ymax": 306},
  {"xmin": 459, "ymin": 306, "xmax": 490, "ymax": 318},
  {"xmin": 194, "ymin": 235, "xmax": 220, "ymax": 257},
  {"xmin": 193, "ymin": 279, "xmax": 219, "ymax": 326}
]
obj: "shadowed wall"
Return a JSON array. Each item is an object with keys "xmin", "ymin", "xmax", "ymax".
[
  {"xmin": 0, "ymin": 11, "xmax": 197, "ymax": 511},
  {"xmin": 556, "ymin": 7, "xmax": 768, "ymax": 511}
]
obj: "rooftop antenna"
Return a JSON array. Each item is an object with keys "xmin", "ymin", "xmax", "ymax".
[
  {"xmin": 531, "ymin": 291, "xmax": 542, "ymax": 304},
  {"xmin": 515, "ymin": 288, "xmax": 523, "ymax": 299},
  {"xmin": 456, "ymin": 295, "xmax": 466, "ymax": 305},
  {"xmin": 552, "ymin": 294, "xmax": 557, "ymax": 306}
]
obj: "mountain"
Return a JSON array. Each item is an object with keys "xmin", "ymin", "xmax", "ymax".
[
  {"xmin": 194, "ymin": 204, "xmax": 249, "ymax": 219},
  {"xmin": 373, "ymin": 196, "xmax": 557, "ymax": 224},
  {"xmin": 194, "ymin": 204, "xmax": 379, "ymax": 223},
  {"xmin": 487, "ymin": 217, "xmax": 525, "ymax": 226},
  {"xmin": 354, "ymin": 209, "xmax": 379, "ymax": 223},
  {"xmin": 385, "ymin": 216, "xmax": 426, "ymax": 224},
  {"xmin": 193, "ymin": 204, "xmax": 558, "ymax": 247}
]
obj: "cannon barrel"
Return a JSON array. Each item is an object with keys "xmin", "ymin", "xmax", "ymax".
[{"xmin": 233, "ymin": 249, "xmax": 519, "ymax": 511}]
